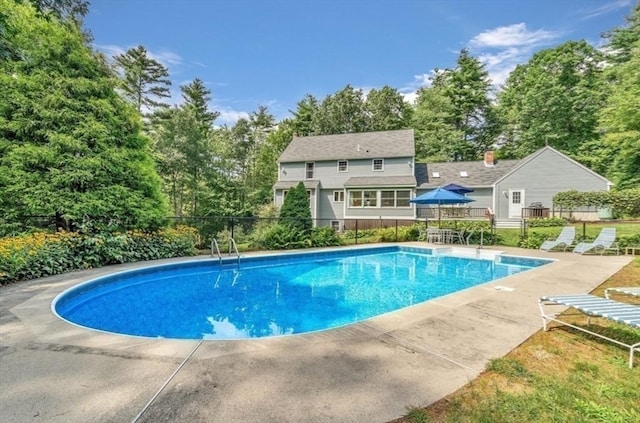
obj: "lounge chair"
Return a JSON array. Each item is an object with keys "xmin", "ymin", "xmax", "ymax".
[
  {"xmin": 540, "ymin": 226, "xmax": 575, "ymax": 251},
  {"xmin": 605, "ymin": 287, "xmax": 640, "ymax": 299},
  {"xmin": 572, "ymin": 227, "xmax": 619, "ymax": 255},
  {"xmin": 539, "ymin": 294, "xmax": 640, "ymax": 368}
]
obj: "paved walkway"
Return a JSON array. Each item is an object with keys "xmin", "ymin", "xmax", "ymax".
[{"xmin": 0, "ymin": 245, "xmax": 632, "ymax": 422}]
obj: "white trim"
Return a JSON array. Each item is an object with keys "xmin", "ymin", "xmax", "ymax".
[
  {"xmin": 332, "ymin": 190, "xmax": 344, "ymax": 202},
  {"xmin": 372, "ymin": 158, "xmax": 384, "ymax": 171},
  {"xmin": 337, "ymin": 160, "xmax": 348, "ymax": 173}
]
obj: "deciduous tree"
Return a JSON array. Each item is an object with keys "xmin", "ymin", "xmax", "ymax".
[{"xmin": 496, "ymin": 41, "xmax": 605, "ymax": 158}]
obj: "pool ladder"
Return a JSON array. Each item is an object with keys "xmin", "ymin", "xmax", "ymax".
[{"xmin": 211, "ymin": 238, "xmax": 240, "ymax": 265}]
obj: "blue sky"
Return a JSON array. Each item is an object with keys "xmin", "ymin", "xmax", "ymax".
[{"xmin": 86, "ymin": 0, "xmax": 635, "ymax": 125}]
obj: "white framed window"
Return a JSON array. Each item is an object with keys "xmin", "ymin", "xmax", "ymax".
[
  {"xmin": 372, "ymin": 159, "xmax": 384, "ymax": 171},
  {"xmin": 381, "ymin": 190, "xmax": 395, "ymax": 207},
  {"xmin": 396, "ymin": 190, "xmax": 411, "ymax": 207},
  {"xmin": 363, "ymin": 190, "xmax": 377, "ymax": 207},
  {"xmin": 348, "ymin": 189, "xmax": 411, "ymax": 208},
  {"xmin": 380, "ymin": 190, "xmax": 411, "ymax": 207},
  {"xmin": 349, "ymin": 190, "xmax": 362, "ymax": 207},
  {"xmin": 337, "ymin": 160, "xmax": 348, "ymax": 172},
  {"xmin": 305, "ymin": 162, "xmax": 314, "ymax": 179},
  {"xmin": 330, "ymin": 220, "xmax": 340, "ymax": 231},
  {"xmin": 333, "ymin": 190, "xmax": 344, "ymax": 202}
]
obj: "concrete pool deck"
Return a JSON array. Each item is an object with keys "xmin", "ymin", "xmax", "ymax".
[{"xmin": 0, "ymin": 244, "xmax": 633, "ymax": 422}]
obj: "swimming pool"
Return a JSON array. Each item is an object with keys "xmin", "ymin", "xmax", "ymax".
[{"xmin": 53, "ymin": 246, "xmax": 552, "ymax": 340}]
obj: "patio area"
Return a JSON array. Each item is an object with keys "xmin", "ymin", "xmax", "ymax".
[{"xmin": 0, "ymin": 245, "xmax": 632, "ymax": 422}]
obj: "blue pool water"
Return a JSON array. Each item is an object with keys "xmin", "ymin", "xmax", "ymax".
[{"xmin": 53, "ymin": 246, "xmax": 551, "ymax": 340}]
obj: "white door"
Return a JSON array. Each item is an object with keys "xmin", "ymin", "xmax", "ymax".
[{"xmin": 508, "ymin": 189, "xmax": 525, "ymax": 218}]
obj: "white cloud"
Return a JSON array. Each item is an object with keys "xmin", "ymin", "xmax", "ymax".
[
  {"xmin": 401, "ymin": 91, "xmax": 418, "ymax": 105},
  {"xmin": 579, "ymin": 0, "xmax": 632, "ymax": 20},
  {"xmin": 405, "ymin": 22, "xmax": 565, "ymax": 92},
  {"xmin": 94, "ymin": 43, "xmax": 183, "ymax": 68},
  {"xmin": 399, "ymin": 69, "xmax": 448, "ymax": 104},
  {"xmin": 469, "ymin": 24, "xmax": 563, "ymax": 88},
  {"xmin": 94, "ymin": 43, "xmax": 126, "ymax": 58},
  {"xmin": 476, "ymin": 47, "xmax": 527, "ymax": 87},
  {"xmin": 148, "ymin": 50, "xmax": 183, "ymax": 67},
  {"xmin": 470, "ymin": 23, "xmax": 560, "ymax": 48},
  {"xmin": 217, "ymin": 109, "xmax": 250, "ymax": 126}
]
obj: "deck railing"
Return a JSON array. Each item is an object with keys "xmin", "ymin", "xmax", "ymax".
[
  {"xmin": 521, "ymin": 207, "xmax": 550, "ymax": 219},
  {"xmin": 416, "ymin": 207, "xmax": 488, "ymax": 220}
]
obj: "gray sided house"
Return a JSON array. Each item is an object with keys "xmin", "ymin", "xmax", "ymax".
[
  {"xmin": 417, "ymin": 147, "xmax": 613, "ymax": 225},
  {"xmin": 274, "ymin": 129, "xmax": 612, "ymax": 229},
  {"xmin": 274, "ymin": 129, "xmax": 417, "ymax": 229}
]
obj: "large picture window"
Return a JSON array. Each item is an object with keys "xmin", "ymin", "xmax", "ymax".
[{"xmin": 348, "ymin": 189, "xmax": 411, "ymax": 208}]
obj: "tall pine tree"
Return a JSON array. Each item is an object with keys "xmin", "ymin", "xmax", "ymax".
[{"xmin": 113, "ymin": 45, "xmax": 172, "ymax": 114}]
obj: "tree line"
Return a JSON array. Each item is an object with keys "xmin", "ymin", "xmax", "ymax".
[{"xmin": 1, "ymin": 0, "xmax": 638, "ymax": 234}]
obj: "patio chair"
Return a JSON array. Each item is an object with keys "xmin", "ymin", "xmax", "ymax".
[
  {"xmin": 572, "ymin": 227, "xmax": 619, "ymax": 255},
  {"xmin": 426, "ymin": 228, "xmax": 441, "ymax": 243},
  {"xmin": 539, "ymin": 294, "xmax": 640, "ymax": 368},
  {"xmin": 540, "ymin": 226, "xmax": 575, "ymax": 251},
  {"xmin": 605, "ymin": 287, "xmax": 640, "ymax": 299}
]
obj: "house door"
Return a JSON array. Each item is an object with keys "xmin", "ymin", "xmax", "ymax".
[{"xmin": 508, "ymin": 189, "xmax": 525, "ymax": 218}]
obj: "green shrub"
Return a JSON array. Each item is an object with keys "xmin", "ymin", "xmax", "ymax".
[
  {"xmin": 342, "ymin": 229, "xmax": 376, "ymax": 239},
  {"xmin": 618, "ymin": 233, "xmax": 640, "ymax": 249},
  {"xmin": 0, "ymin": 226, "xmax": 198, "ymax": 285},
  {"xmin": 251, "ymin": 223, "xmax": 308, "ymax": 250},
  {"xmin": 371, "ymin": 225, "xmax": 421, "ymax": 242},
  {"xmin": 279, "ymin": 182, "xmax": 312, "ymax": 233},
  {"xmin": 310, "ymin": 227, "xmax": 344, "ymax": 248},
  {"xmin": 527, "ymin": 217, "xmax": 567, "ymax": 227},
  {"xmin": 518, "ymin": 232, "xmax": 547, "ymax": 249}
]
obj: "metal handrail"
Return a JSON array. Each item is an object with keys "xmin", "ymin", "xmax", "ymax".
[
  {"xmin": 228, "ymin": 237, "xmax": 240, "ymax": 265},
  {"xmin": 211, "ymin": 238, "xmax": 222, "ymax": 265}
]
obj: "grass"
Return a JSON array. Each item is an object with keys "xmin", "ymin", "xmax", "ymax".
[
  {"xmin": 496, "ymin": 222, "xmax": 640, "ymax": 248},
  {"xmin": 393, "ymin": 258, "xmax": 640, "ymax": 423}
]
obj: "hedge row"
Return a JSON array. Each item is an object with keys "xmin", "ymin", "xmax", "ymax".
[
  {"xmin": 0, "ymin": 226, "xmax": 198, "ymax": 285},
  {"xmin": 553, "ymin": 189, "xmax": 640, "ymax": 216}
]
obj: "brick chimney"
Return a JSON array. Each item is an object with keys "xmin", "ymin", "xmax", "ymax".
[{"xmin": 484, "ymin": 151, "xmax": 495, "ymax": 167}]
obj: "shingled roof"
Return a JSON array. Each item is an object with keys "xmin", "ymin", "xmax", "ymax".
[
  {"xmin": 344, "ymin": 176, "xmax": 417, "ymax": 188},
  {"xmin": 415, "ymin": 159, "xmax": 520, "ymax": 188},
  {"xmin": 279, "ymin": 129, "xmax": 415, "ymax": 162}
]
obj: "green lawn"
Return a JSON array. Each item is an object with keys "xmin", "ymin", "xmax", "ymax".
[{"xmin": 497, "ymin": 222, "xmax": 640, "ymax": 248}]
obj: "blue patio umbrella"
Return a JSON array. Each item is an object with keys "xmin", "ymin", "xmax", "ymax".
[
  {"xmin": 410, "ymin": 187, "xmax": 475, "ymax": 227},
  {"xmin": 441, "ymin": 183, "xmax": 474, "ymax": 195}
]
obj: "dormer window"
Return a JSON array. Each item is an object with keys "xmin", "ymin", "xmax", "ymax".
[
  {"xmin": 337, "ymin": 160, "xmax": 348, "ymax": 172},
  {"xmin": 460, "ymin": 171, "xmax": 468, "ymax": 178},
  {"xmin": 432, "ymin": 171, "xmax": 440, "ymax": 178},
  {"xmin": 372, "ymin": 159, "xmax": 384, "ymax": 171}
]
